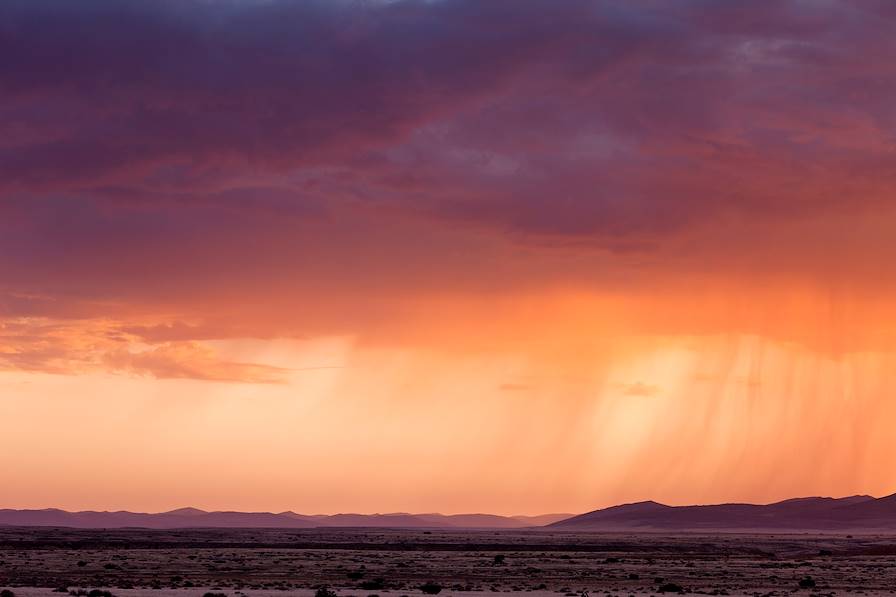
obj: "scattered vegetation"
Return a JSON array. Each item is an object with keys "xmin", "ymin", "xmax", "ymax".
[
  {"xmin": 316, "ymin": 587, "xmax": 337, "ymax": 597},
  {"xmin": 69, "ymin": 590, "xmax": 114, "ymax": 597}
]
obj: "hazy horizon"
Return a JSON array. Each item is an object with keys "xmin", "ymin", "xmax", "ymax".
[{"xmin": 3, "ymin": 491, "xmax": 893, "ymax": 519}]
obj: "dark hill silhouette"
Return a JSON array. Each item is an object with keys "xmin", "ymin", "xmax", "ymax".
[
  {"xmin": 548, "ymin": 494, "xmax": 896, "ymax": 532},
  {"xmin": 2, "ymin": 495, "xmax": 894, "ymax": 531}
]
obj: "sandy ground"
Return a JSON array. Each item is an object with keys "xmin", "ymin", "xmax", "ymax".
[{"xmin": 3, "ymin": 528, "xmax": 896, "ymax": 597}]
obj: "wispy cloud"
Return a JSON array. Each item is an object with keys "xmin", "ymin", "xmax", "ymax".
[
  {"xmin": 103, "ymin": 342, "xmax": 290, "ymax": 384},
  {"xmin": 618, "ymin": 382, "xmax": 660, "ymax": 398},
  {"xmin": 0, "ymin": 317, "xmax": 289, "ymax": 383}
]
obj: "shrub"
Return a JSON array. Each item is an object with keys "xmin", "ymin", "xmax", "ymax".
[
  {"xmin": 799, "ymin": 577, "xmax": 816, "ymax": 589},
  {"xmin": 658, "ymin": 583, "xmax": 684, "ymax": 593},
  {"xmin": 420, "ymin": 582, "xmax": 442, "ymax": 595},
  {"xmin": 360, "ymin": 579, "xmax": 385, "ymax": 591},
  {"xmin": 492, "ymin": 555, "xmax": 506, "ymax": 566},
  {"xmin": 316, "ymin": 588, "xmax": 337, "ymax": 597},
  {"xmin": 2, "ymin": 590, "xmax": 15, "ymax": 597}
]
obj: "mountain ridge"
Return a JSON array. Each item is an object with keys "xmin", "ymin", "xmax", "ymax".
[
  {"xmin": 0, "ymin": 508, "xmax": 573, "ymax": 530},
  {"xmin": 2, "ymin": 494, "xmax": 895, "ymax": 531},
  {"xmin": 548, "ymin": 493, "xmax": 896, "ymax": 532}
]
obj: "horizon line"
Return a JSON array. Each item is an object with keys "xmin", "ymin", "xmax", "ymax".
[{"xmin": 3, "ymin": 491, "xmax": 891, "ymax": 518}]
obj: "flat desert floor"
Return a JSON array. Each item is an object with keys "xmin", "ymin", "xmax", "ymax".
[{"xmin": 2, "ymin": 528, "xmax": 896, "ymax": 597}]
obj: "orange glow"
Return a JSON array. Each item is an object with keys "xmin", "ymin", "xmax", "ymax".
[
  {"xmin": 3, "ymin": 277, "xmax": 896, "ymax": 514},
  {"xmin": 3, "ymin": 0, "xmax": 896, "ymax": 515}
]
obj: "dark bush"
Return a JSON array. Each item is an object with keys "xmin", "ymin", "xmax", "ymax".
[
  {"xmin": 799, "ymin": 577, "xmax": 816, "ymax": 589},
  {"xmin": 493, "ymin": 554, "xmax": 506, "ymax": 566},
  {"xmin": 316, "ymin": 588, "xmax": 337, "ymax": 597},
  {"xmin": 347, "ymin": 571, "xmax": 365, "ymax": 580},
  {"xmin": 659, "ymin": 583, "xmax": 684, "ymax": 593},
  {"xmin": 203, "ymin": 593, "xmax": 227, "ymax": 597},
  {"xmin": 2, "ymin": 590, "xmax": 15, "ymax": 597},
  {"xmin": 420, "ymin": 582, "xmax": 442, "ymax": 595},
  {"xmin": 360, "ymin": 579, "xmax": 385, "ymax": 590}
]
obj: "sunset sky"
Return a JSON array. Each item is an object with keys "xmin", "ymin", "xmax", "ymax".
[{"xmin": 2, "ymin": 0, "xmax": 896, "ymax": 515}]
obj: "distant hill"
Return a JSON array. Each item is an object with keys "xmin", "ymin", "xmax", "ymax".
[
  {"xmin": 0, "ymin": 508, "xmax": 570, "ymax": 530},
  {"xmin": 2, "ymin": 495, "xmax": 893, "ymax": 531},
  {"xmin": 548, "ymin": 494, "xmax": 896, "ymax": 532}
]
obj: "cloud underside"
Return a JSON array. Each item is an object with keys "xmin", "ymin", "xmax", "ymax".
[
  {"xmin": 2, "ymin": 0, "xmax": 896, "ymax": 380},
  {"xmin": 3, "ymin": 0, "xmax": 895, "ymax": 237}
]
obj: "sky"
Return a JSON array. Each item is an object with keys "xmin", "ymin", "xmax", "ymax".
[{"xmin": 2, "ymin": 0, "xmax": 896, "ymax": 515}]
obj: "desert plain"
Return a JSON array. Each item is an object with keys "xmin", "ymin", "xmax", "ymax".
[{"xmin": 3, "ymin": 528, "xmax": 896, "ymax": 597}]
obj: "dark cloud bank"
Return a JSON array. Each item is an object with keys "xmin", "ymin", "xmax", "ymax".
[{"xmin": 2, "ymin": 0, "xmax": 895, "ymax": 240}]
